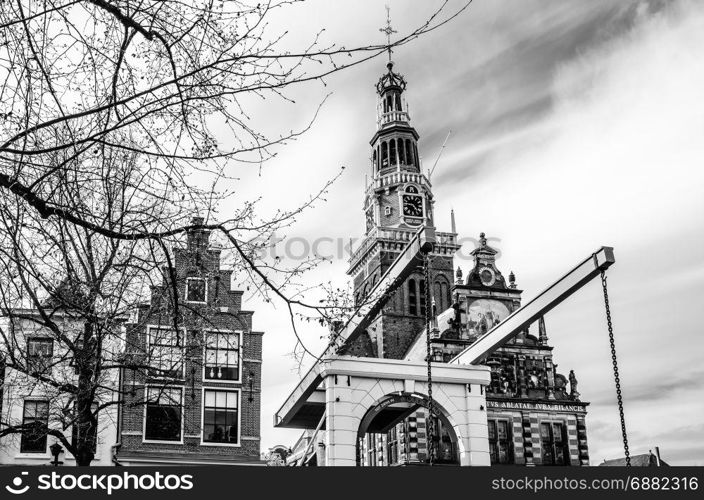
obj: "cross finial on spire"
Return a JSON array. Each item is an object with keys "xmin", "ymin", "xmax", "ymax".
[{"xmin": 379, "ymin": 5, "xmax": 397, "ymax": 61}]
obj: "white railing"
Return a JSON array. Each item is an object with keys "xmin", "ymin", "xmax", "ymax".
[
  {"xmin": 349, "ymin": 229, "xmax": 458, "ymax": 268},
  {"xmin": 377, "ymin": 110, "xmax": 410, "ymax": 128},
  {"xmin": 367, "ymin": 170, "xmax": 431, "ymax": 194}
]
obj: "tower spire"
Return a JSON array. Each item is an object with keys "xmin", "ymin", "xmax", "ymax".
[{"xmin": 379, "ymin": 5, "xmax": 397, "ymax": 62}]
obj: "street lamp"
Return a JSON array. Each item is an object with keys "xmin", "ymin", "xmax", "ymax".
[{"xmin": 49, "ymin": 442, "xmax": 64, "ymax": 466}]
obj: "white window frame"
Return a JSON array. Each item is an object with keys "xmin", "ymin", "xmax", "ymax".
[
  {"xmin": 142, "ymin": 385, "xmax": 185, "ymax": 445},
  {"xmin": 26, "ymin": 336, "xmax": 54, "ymax": 375},
  {"xmin": 202, "ymin": 329, "xmax": 243, "ymax": 384},
  {"xmin": 200, "ymin": 387, "xmax": 241, "ymax": 447},
  {"xmin": 538, "ymin": 419, "xmax": 570, "ymax": 465},
  {"xmin": 146, "ymin": 325, "xmax": 187, "ymax": 380},
  {"xmin": 185, "ymin": 277, "xmax": 208, "ymax": 304},
  {"xmin": 16, "ymin": 398, "xmax": 50, "ymax": 458}
]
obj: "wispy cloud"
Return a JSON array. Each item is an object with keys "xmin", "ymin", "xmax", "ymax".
[{"xmin": 216, "ymin": 0, "xmax": 704, "ymax": 464}]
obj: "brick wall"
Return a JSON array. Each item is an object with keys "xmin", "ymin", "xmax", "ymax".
[{"xmin": 117, "ymin": 226, "xmax": 263, "ymax": 464}]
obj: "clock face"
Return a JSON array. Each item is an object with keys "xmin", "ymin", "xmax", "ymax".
[
  {"xmin": 479, "ymin": 267, "xmax": 496, "ymax": 286},
  {"xmin": 402, "ymin": 195, "xmax": 423, "ymax": 217}
]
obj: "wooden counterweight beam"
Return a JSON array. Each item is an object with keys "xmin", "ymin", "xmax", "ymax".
[
  {"xmin": 450, "ymin": 246, "xmax": 615, "ymax": 366},
  {"xmin": 274, "ymin": 226, "xmax": 435, "ymax": 428}
]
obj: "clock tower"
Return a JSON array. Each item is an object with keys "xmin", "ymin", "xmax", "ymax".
[{"xmin": 345, "ymin": 59, "xmax": 460, "ymax": 359}]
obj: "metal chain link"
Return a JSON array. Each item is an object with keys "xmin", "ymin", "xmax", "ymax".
[
  {"xmin": 601, "ymin": 270, "xmax": 631, "ymax": 467},
  {"xmin": 423, "ymin": 252, "xmax": 435, "ymax": 465}
]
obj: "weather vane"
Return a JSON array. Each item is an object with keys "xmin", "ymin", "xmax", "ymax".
[{"xmin": 379, "ymin": 5, "xmax": 397, "ymax": 61}]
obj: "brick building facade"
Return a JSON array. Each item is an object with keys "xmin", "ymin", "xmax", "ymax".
[
  {"xmin": 115, "ymin": 220, "xmax": 263, "ymax": 465},
  {"xmin": 345, "ymin": 60, "xmax": 460, "ymax": 361},
  {"xmin": 351, "ymin": 60, "xmax": 589, "ymax": 466}
]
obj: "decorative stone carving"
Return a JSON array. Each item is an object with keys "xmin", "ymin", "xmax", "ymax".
[{"xmin": 569, "ymin": 369, "xmax": 580, "ymax": 400}]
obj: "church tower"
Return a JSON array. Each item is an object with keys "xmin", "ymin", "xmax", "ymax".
[{"xmin": 345, "ymin": 59, "xmax": 460, "ymax": 359}]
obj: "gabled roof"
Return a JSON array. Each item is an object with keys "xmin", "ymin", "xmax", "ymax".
[{"xmin": 600, "ymin": 452, "xmax": 668, "ymax": 467}]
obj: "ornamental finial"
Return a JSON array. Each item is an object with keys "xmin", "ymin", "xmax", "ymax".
[{"xmin": 379, "ymin": 5, "xmax": 397, "ymax": 62}]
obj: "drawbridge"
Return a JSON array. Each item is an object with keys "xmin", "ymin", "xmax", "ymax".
[{"xmin": 275, "ymin": 227, "xmax": 621, "ymax": 466}]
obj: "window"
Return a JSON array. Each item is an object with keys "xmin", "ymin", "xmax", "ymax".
[
  {"xmin": 203, "ymin": 389, "xmax": 239, "ymax": 444},
  {"xmin": 389, "ymin": 139, "xmax": 397, "ymax": 165},
  {"xmin": 366, "ymin": 434, "xmax": 377, "ymax": 466},
  {"xmin": 148, "ymin": 327, "xmax": 184, "ymax": 378},
  {"xmin": 434, "ymin": 282, "xmax": 442, "ymax": 312},
  {"xmin": 434, "ymin": 280, "xmax": 451, "ymax": 312},
  {"xmin": 71, "ymin": 404, "xmax": 98, "ymax": 455},
  {"xmin": 185, "ymin": 277, "xmax": 207, "ymax": 303},
  {"xmin": 398, "ymin": 138, "xmax": 406, "ymax": 164},
  {"xmin": 204, "ymin": 332, "xmax": 240, "ymax": 381},
  {"xmin": 419, "ymin": 279, "xmax": 426, "ymax": 315},
  {"xmin": 408, "ymin": 279, "xmax": 417, "ymax": 316},
  {"xmin": 144, "ymin": 387, "xmax": 182, "ymax": 442},
  {"xmin": 20, "ymin": 400, "xmax": 49, "ymax": 453},
  {"xmin": 488, "ymin": 419, "xmax": 513, "ymax": 464},
  {"xmin": 27, "ymin": 338, "xmax": 53, "ymax": 374},
  {"xmin": 381, "ymin": 142, "xmax": 388, "ymax": 167},
  {"xmin": 541, "ymin": 422, "xmax": 568, "ymax": 465},
  {"xmin": 433, "ymin": 417, "xmax": 458, "ymax": 464},
  {"xmin": 405, "ymin": 139, "xmax": 413, "ymax": 165},
  {"xmin": 386, "ymin": 426, "xmax": 399, "ymax": 466}
]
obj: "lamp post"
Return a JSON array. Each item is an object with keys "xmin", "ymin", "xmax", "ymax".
[{"xmin": 49, "ymin": 442, "xmax": 64, "ymax": 466}]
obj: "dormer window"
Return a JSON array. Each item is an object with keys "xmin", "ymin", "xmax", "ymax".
[
  {"xmin": 186, "ymin": 277, "xmax": 207, "ymax": 303},
  {"xmin": 27, "ymin": 337, "xmax": 53, "ymax": 374}
]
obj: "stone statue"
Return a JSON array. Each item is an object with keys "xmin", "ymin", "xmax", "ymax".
[{"xmin": 569, "ymin": 369, "xmax": 580, "ymax": 399}]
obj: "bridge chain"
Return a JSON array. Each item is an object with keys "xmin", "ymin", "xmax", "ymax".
[
  {"xmin": 601, "ymin": 270, "xmax": 631, "ymax": 467},
  {"xmin": 423, "ymin": 252, "xmax": 435, "ymax": 465}
]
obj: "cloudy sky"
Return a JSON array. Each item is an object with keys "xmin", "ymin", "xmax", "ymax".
[{"xmin": 222, "ymin": 0, "xmax": 704, "ymax": 465}]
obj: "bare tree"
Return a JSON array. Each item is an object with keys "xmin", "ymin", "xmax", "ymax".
[{"xmin": 0, "ymin": 0, "xmax": 472, "ymax": 464}]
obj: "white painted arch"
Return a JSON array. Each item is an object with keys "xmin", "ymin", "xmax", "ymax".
[{"xmin": 317, "ymin": 356, "xmax": 491, "ymax": 466}]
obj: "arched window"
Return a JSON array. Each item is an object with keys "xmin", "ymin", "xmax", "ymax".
[
  {"xmin": 386, "ymin": 95, "xmax": 393, "ymax": 112},
  {"xmin": 419, "ymin": 279, "xmax": 426, "ymax": 315},
  {"xmin": 398, "ymin": 138, "xmax": 406, "ymax": 165},
  {"xmin": 406, "ymin": 139, "xmax": 413, "ymax": 165},
  {"xmin": 408, "ymin": 279, "xmax": 417, "ymax": 316},
  {"xmin": 433, "ymin": 280, "xmax": 451, "ymax": 311},
  {"xmin": 389, "ymin": 139, "xmax": 397, "ymax": 166},
  {"xmin": 372, "ymin": 149, "xmax": 377, "ymax": 171},
  {"xmin": 395, "ymin": 93, "xmax": 402, "ymax": 111},
  {"xmin": 414, "ymin": 143, "xmax": 419, "ymax": 167},
  {"xmin": 381, "ymin": 142, "xmax": 388, "ymax": 168}
]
